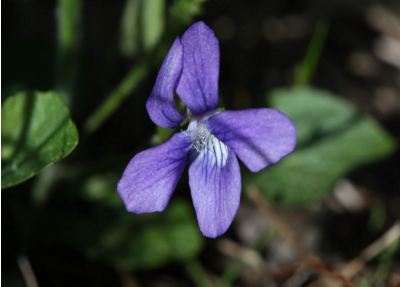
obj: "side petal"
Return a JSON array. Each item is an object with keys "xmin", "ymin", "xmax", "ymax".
[
  {"xmin": 146, "ymin": 37, "xmax": 185, "ymax": 128},
  {"xmin": 176, "ymin": 21, "xmax": 220, "ymax": 116},
  {"xmin": 205, "ymin": 108, "xmax": 297, "ymax": 172},
  {"xmin": 117, "ymin": 132, "xmax": 192, "ymax": 213},
  {"xmin": 188, "ymin": 138, "xmax": 241, "ymax": 238}
]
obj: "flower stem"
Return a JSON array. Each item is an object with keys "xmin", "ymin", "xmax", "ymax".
[
  {"xmin": 56, "ymin": 0, "xmax": 81, "ymax": 106},
  {"xmin": 294, "ymin": 19, "xmax": 329, "ymax": 86},
  {"xmin": 83, "ymin": 57, "xmax": 151, "ymax": 135},
  {"xmin": 185, "ymin": 260, "xmax": 215, "ymax": 287}
]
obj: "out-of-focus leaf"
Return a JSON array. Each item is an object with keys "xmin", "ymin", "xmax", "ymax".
[
  {"xmin": 80, "ymin": 173, "xmax": 203, "ymax": 269},
  {"xmin": 368, "ymin": 200, "xmax": 386, "ymax": 233},
  {"xmin": 169, "ymin": 0, "xmax": 206, "ymax": 27},
  {"xmin": 57, "ymin": 0, "xmax": 81, "ymax": 104},
  {"xmin": 272, "ymin": 88, "xmax": 356, "ymax": 146},
  {"xmin": 142, "ymin": 0, "xmax": 165, "ymax": 51},
  {"xmin": 1, "ymin": 91, "xmax": 79, "ymax": 189},
  {"xmin": 82, "ymin": 173, "xmax": 123, "ymax": 207},
  {"xmin": 154, "ymin": 126, "xmax": 174, "ymax": 145},
  {"xmin": 85, "ymin": 199, "xmax": 203, "ymax": 270},
  {"xmin": 120, "ymin": 0, "xmax": 141, "ymax": 57},
  {"xmin": 243, "ymin": 87, "xmax": 396, "ymax": 206},
  {"xmin": 30, "ymin": 170, "xmax": 202, "ymax": 271},
  {"xmin": 120, "ymin": 0, "xmax": 165, "ymax": 57}
]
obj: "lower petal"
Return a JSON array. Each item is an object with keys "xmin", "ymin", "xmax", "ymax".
[
  {"xmin": 117, "ymin": 132, "xmax": 192, "ymax": 213},
  {"xmin": 205, "ymin": 108, "xmax": 296, "ymax": 172},
  {"xmin": 188, "ymin": 138, "xmax": 241, "ymax": 238}
]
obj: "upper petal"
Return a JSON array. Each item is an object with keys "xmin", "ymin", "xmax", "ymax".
[
  {"xmin": 176, "ymin": 21, "xmax": 220, "ymax": 116},
  {"xmin": 204, "ymin": 108, "xmax": 297, "ymax": 172},
  {"xmin": 146, "ymin": 37, "xmax": 185, "ymax": 128},
  {"xmin": 188, "ymin": 136, "xmax": 241, "ymax": 238},
  {"xmin": 117, "ymin": 132, "xmax": 192, "ymax": 213}
]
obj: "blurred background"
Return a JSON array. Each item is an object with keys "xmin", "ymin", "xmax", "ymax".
[{"xmin": 2, "ymin": 0, "xmax": 400, "ymax": 286}]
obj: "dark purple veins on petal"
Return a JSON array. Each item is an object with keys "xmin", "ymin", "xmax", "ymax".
[
  {"xmin": 176, "ymin": 21, "xmax": 220, "ymax": 116},
  {"xmin": 205, "ymin": 108, "xmax": 297, "ymax": 172},
  {"xmin": 117, "ymin": 132, "xmax": 192, "ymax": 214},
  {"xmin": 188, "ymin": 136, "xmax": 241, "ymax": 238}
]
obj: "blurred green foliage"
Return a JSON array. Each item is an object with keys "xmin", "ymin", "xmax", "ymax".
[
  {"xmin": 57, "ymin": 0, "xmax": 81, "ymax": 103},
  {"xmin": 120, "ymin": 0, "xmax": 166, "ymax": 57},
  {"xmin": 244, "ymin": 87, "xmax": 396, "ymax": 206},
  {"xmin": 169, "ymin": 0, "xmax": 207, "ymax": 27},
  {"xmin": 1, "ymin": 91, "xmax": 78, "ymax": 189},
  {"xmin": 85, "ymin": 199, "xmax": 203, "ymax": 270},
  {"xmin": 294, "ymin": 20, "xmax": 329, "ymax": 86}
]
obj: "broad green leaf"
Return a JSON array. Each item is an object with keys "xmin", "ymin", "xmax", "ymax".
[
  {"xmin": 270, "ymin": 88, "xmax": 357, "ymax": 146},
  {"xmin": 1, "ymin": 91, "xmax": 79, "ymax": 189},
  {"xmin": 85, "ymin": 199, "xmax": 203, "ymax": 270},
  {"xmin": 243, "ymin": 87, "xmax": 396, "ymax": 206}
]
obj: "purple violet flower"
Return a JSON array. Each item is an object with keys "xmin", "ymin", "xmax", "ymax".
[{"xmin": 117, "ymin": 21, "xmax": 296, "ymax": 238}]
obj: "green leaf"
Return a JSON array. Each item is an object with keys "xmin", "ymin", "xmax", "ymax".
[
  {"xmin": 169, "ymin": 0, "xmax": 206, "ymax": 27},
  {"xmin": 119, "ymin": 0, "xmax": 165, "ymax": 57},
  {"xmin": 119, "ymin": 0, "xmax": 141, "ymax": 57},
  {"xmin": 155, "ymin": 126, "xmax": 174, "ymax": 145},
  {"xmin": 1, "ymin": 91, "xmax": 79, "ymax": 189},
  {"xmin": 142, "ymin": 0, "xmax": 165, "ymax": 51},
  {"xmin": 57, "ymin": 0, "xmax": 82, "ymax": 103},
  {"xmin": 86, "ymin": 199, "xmax": 204, "ymax": 270},
  {"xmin": 243, "ymin": 87, "xmax": 396, "ymax": 206},
  {"xmin": 271, "ymin": 87, "xmax": 357, "ymax": 146}
]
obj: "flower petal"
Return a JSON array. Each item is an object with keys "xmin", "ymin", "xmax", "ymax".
[
  {"xmin": 176, "ymin": 21, "xmax": 220, "ymax": 116},
  {"xmin": 205, "ymin": 108, "xmax": 297, "ymax": 172},
  {"xmin": 146, "ymin": 37, "xmax": 185, "ymax": 128},
  {"xmin": 117, "ymin": 132, "xmax": 192, "ymax": 213},
  {"xmin": 188, "ymin": 138, "xmax": 241, "ymax": 238}
]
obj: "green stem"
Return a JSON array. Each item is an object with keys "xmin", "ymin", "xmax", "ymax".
[
  {"xmin": 185, "ymin": 260, "xmax": 215, "ymax": 287},
  {"xmin": 83, "ymin": 58, "xmax": 151, "ymax": 135},
  {"xmin": 294, "ymin": 19, "xmax": 329, "ymax": 86},
  {"xmin": 216, "ymin": 261, "xmax": 245, "ymax": 287},
  {"xmin": 57, "ymin": 0, "xmax": 81, "ymax": 106}
]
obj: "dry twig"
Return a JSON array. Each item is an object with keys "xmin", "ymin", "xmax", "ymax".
[
  {"xmin": 17, "ymin": 255, "xmax": 39, "ymax": 287},
  {"xmin": 247, "ymin": 186, "xmax": 356, "ymax": 287},
  {"xmin": 340, "ymin": 220, "xmax": 400, "ymax": 280}
]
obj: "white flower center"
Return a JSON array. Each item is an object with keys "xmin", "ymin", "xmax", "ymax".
[
  {"xmin": 190, "ymin": 124, "xmax": 214, "ymax": 153},
  {"xmin": 190, "ymin": 123, "xmax": 229, "ymax": 167}
]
